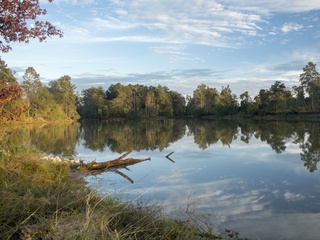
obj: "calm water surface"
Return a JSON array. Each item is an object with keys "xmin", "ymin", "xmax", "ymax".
[{"xmin": 4, "ymin": 119, "xmax": 320, "ymax": 239}]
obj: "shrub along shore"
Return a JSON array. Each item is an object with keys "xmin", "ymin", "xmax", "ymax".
[{"xmin": 0, "ymin": 152, "xmax": 250, "ymax": 240}]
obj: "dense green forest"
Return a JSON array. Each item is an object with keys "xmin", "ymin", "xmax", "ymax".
[{"xmin": 1, "ymin": 60, "xmax": 320, "ymax": 122}]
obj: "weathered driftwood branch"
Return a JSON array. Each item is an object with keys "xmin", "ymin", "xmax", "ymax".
[
  {"xmin": 114, "ymin": 149, "xmax": 133, "ymax": 161},
  {"xmin": 79, "ymin": 149, "xmax": 151, "ymax": 171}
]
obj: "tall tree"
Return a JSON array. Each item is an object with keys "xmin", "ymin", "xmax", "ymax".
[
  {"xmin": 204, "ymin": 87, "xmax": 219, "ymax": 115},
  {"xmin": 0, "ymin": 60, "xmax": 24, "ymax": 121},
  {"xmin": 106, "ymin": 83, "xmax": 133, "ymax": 117},
  {"xmin": 240, "ymin": 91, "xmax": 253, "ymax": 114},
  {"xmin": 127, "ymin": 84, "xmax": 149, "ymax": 117},
  {"xmin": 268, "ymin": 81, "xmax": 291, "ymax": 113},
  {"xmin": 292, "ymin": 85, "xmax": 306, "ymax": 112},
  {"xmin": 0, "ymin": 0, "xmax": 63, "ymax": 53},
  {"xmin": 169, "ymin": 90, "xmax": 186, "ymax": 116},
  {"xmin": 21, "ymin": 67, "xmax": 61, "ymax": 119},
  {"xmin": 49, "ymin": 75, "xmax": 79, "ymax": 119},
  {"xmin": 145, "ymin": 88, "xmax": 157, "ymax": 116},
  {"xmin": 255, "ymin": 89, "xmax": 271, "ymax": 115},
  {"xmin": 78, "ymin": 86, "xmax": 108, "ymax": 119},
  {"xmin": 299, "ymin": 62, "xmax": 320, "ymax": 112},
  {"xmin": 22, "ymin": 67, "xmax": 41, "ymax": 117},
  {"xmin": 186, "ymin": 84, "xmax": 219, "ymax": 115},
  {"xmin": 0, "ymin": 60, "xmax": 16, "ymax": 82},
  {"xmin": 217, "ymin": 86, "xmax": 238, "ymax": 115},
  {"xmin": 156, "ymin": 85, "xmax": 173, "ymax": 117},
  {"xmin": 193, "ymin": 84, "xmax": 207, "ymax": 111}
]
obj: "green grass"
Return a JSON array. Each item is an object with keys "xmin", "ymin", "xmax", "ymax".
[{"xmin": 0, "ymin": 152, "xmax": 249, "ymax": 240}]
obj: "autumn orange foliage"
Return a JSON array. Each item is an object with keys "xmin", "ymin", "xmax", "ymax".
[{"xmin": 0, "ymin": 80, "xmax": 25, "ymax": 121}]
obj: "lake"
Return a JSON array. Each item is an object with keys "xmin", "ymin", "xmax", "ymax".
[{"xmin": 3, "ymin": 119, "xmax": 320, "ymax": 239}]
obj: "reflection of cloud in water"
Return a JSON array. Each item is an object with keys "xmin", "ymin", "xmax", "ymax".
[
  {"xmin": 134, "ymin": 175, "xmax": 319, "ymax": 239},
  {"xmin": 145, "ymin": 176, "xmax": 270, "ymax": 223},
  {"xmin": 156, "ymin": 166, "xmax": 200, "ymax": 184},
  {"xmin": 86, "ymin": 154, "xmax": 320, "ymax": 239},
  {"xmin": 156, "ymin": 172, "xmax": 185, "ymax": 184},
  {"xmin": 282, "ymin": 180, "xmax": 291, "ymax": 186},
  {"xmin": 284, "ymin": 191, "xmax": 306, "ymax": 202},
  {"xmin": 230, "ymin": 210, "xmax": 320, "ymax": 240},
  {"xmin": 81, "ymin": 120, "xmax": 320, "ymax": 240}
]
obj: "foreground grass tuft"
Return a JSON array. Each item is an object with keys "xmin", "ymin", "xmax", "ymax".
[{"xmin": 0, "ymin": 152, "xmax": 249, "ymax": 239}]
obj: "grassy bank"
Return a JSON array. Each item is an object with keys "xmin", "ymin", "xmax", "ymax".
[{"xmin": 0, "ymin": 152, "xmax": 248, "ymax": 240}]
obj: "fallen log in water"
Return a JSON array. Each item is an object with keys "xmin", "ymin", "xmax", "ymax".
[{"xmin": 78, "ymin": 149, "xmax": 151, "ymax": 171}]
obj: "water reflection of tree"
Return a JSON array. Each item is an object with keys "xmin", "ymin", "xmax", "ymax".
[
  {"xmin": 241, "ymin": 120, "xmax": 320, "ymax": 172},
  {"xmin": 238, "ymin": 120, "xmax": 257, "ymax": 144},
  {"xmin": 186, "ymin": 119, "xmax": 239, "ymax": 149},
  {"xmin": 0, "ymin": 127, "xmax": 30, "ymax": 156},
  {"xmin": 79, "ymin": 119, "xmax": 320, "ymax": 172},
  {"xmin": 0, "ymin": 122, "xmax": 80, "ymax": 157},
  {"xmin": 80, "ymin": 119, "xmax": 187, "ymax": 153},
  {"xmin": 3, "ymin": 119, "xmax": 320, "ymax": 172},
  {"xmin": 252, "ymin": 121, "xmax": 297, "ymax": 153},
  {"xmin": 78, "ymin": 121, "xmax": 109, "ymax": 152},
  {"xmin": 29, "ymin": 122, "xmax": 80, "ymax": 156},
  {"xmin": 298, "ymin": 123, "xmax": 320, "ymax": 172}
]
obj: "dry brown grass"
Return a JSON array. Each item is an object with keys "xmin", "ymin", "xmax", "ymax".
[{"xmin": 0, "ymin": 152, "xmax": 249, "ymax": 240}]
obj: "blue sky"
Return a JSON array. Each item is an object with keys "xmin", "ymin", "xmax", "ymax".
[{"xmin": 3, "ymin": 0, "xmax": 320, "ymax": 97}]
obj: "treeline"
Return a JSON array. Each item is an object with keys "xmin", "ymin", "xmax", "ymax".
[
  {"xmin": 1, "ymin": 61, "xmax": 320, "ymax": 122},
  {"xmin": 77, "ymin": 84, "xmax": 186, "ymax": 118},
  {"xmin": 78, "ymin": 61, "xmax": 320, "ymax": 118},
  {"xmin": 0, "ymin": 60, "xmax": 79, "ymax": 122}
]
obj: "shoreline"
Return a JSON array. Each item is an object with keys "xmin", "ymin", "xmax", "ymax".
[
  {"xmin": 0, "ymin": 151, "xmax": 249, "ymax": 239},
  {"xmin": 1, "ymin": 112, "xmax": 320, "ymax": 126}
]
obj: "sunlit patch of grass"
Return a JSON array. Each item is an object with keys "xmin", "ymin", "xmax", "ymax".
[{"xmin": 0, "ymin": 152, "xmax": 250, "ymax": 239}]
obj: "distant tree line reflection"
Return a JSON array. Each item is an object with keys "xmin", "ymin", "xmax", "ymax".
[{"xmin": 1, "ymin": 119, "xmax": 320, "ymax": 172}]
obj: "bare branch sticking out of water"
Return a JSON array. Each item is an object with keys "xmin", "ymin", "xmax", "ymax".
[{"xmin": 166, "ymin": 151, "xmax": 175, "ymax": 162}]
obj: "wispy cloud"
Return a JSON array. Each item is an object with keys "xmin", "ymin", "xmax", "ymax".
[
  {"xmin": 7, "ymin": 0, "xmax": 320, "ymax": 101},
  {"xmin": 281, "ymin": 23, "xmax": 304, "ymax": 33},
  {"xmin": 48, "ymin": 0, "xmax": 320, "ymax": 48},
  {"xmin": 105, "ymin": 0, "xmax": 266, "ymax": 47},
  {"xmin": 151, "ymin": 45, "xmax": 200, "ymax": 62},
  {"xmin": 50, "ymin": 0, "xmax": 95, "ymax": 4},
  {"xmin": 51, "ymin": 0, "xmax": 266, "ymax": 47},
  {"xmin": 70, "ymin": 68, "xmax": 283, "ymax": 97},
  {"xmin": 91, "ymin": 17, "xmax": 138, "ymax": 30},
  {"xmin": 222, "ymin": 0, "xmax": 320, "ymax": 13}
]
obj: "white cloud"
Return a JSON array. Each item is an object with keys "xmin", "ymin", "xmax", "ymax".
[
  {"xmin": 69, "ymin": 26, "xmax": 89, "ymax": 35},
  {"xmin": 284, "ymin": 191, "xmax": 306, "ymax": 201},
  {"xmin": 83, "ymin": 0, "xmax": 266, "ymax": 47},
  {"xmin": 91, "ymin": 17, "xmax": 138, "ymax": 30},
  {"xmin": 51, "ymin": 0, "xmax": 96, "ymax": 4},
  {"xmin": 7, "ymin": 0, "xmax": 320, "ymax": 101},
  {"xmin": 151, "ymin": 45, "xmax": 200, "ymax": 62},
  {"xmin": 43, "ymin": 0, "xmax": 320, "ymax": 49},
  {"xmin": 40, "ymin": 0, "xmax": 320, "ymax": 50},
  {"xmin": 222, "ymin": 0, "xmax": 320, "ymax": 13},
  {"xmin": 281, "ymin": 23, "xmax": 304, "ymax": 33}
]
